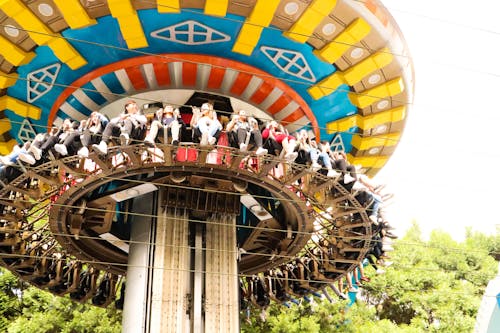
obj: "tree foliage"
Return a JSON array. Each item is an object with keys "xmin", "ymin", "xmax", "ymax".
[
  {"xmin": 0, "ymin": 224, "xmax": 497, "ymax": 332},
  {"xmin": 241, "ymin": 223, "xmax": 498, "ymax": 332},
  {"xmin": 0, "ymin": 270, "xmax": 121, "ymax": 333}
]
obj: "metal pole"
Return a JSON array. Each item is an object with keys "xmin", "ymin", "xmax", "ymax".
[{"xmin": 192, "ymin": 223, "xmax": 205, "ymax": 333}]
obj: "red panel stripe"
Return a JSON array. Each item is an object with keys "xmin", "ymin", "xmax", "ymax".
[
  {"xmin": 230, "ymin": 72, "xmax": 252, "ymax": 95},
  {"xmin": 365, "ymin": 0, "xmax": 377, "ymax": 13},
  {"xmin": 125, "ymin": 66, "xmax": 147, "ymax": 90},
  {"xmin": 207, "ymin": 67, "xmax": 225, "ymax": 90},
  {"xmin": 49, "ymin": 54, "xmax": 319, "ymax": 138},
  {"xmin": 364, "ymin": 0, "xmax": 389, "ymax": 27},
  {"xmin": 282, "ymin": 109, "xmax": 305, "ymax": 124},
  {"xmin": 250, "ymin": 82, "xmax": 274, "ymax": 104},
  {"xmin": 378, "ymin": 11, "xmax": 389, "ymax": 27},
  {"xmin": 182, "ymin": 62, "xmax": 197, "ymax": 87},
  {"xmin": 153, "ymin": 62, "xmax": 170, "ymax": 87},
  {"xmin": 267, "ymin": 95, "xmax": 291, "ymax": 115}
]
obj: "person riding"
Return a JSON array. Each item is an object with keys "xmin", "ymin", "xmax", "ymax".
[
  {"xmin": 18, "ymin": 120, "xmax": 74, "ymax": 165},
  {"xmin": 76, "ymin": 111, "xmax": 109, "ymax": 158},
  {"xmin": 226, "ymin": 109, "xmax": 267, "ymax": 156},
  {"xmin": 144, "ymin": 104, "xmax": 182, "ymax": 146},
  {"xmin": 93, "ymin": 100, "xmax": 147, "ymax": 155},
  {"xmin": 192, "ymin": 102, "xmax": 222, "ymax": 146},
  {"xmin": 296, "ymin": 130, "xmax": 338, "ymax": 177},
  {"xmin": 262, "ymin": 120, "xmax": 297, "ymax": 162}
]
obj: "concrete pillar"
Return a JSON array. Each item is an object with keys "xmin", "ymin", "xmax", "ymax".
[{"xmin": 122, "ymin": 192, "xmax": 155, "ymax": 333}]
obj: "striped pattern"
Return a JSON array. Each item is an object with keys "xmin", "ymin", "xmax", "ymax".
[
  {"xmin": 0, "ymin": 35, "xmax": 35, "ymax": 67},
  {"xmin": 51, "ymin": 56, "xmax": 316, "ymax": 135},
  {"xmin": 284, "ymin": 0, "xmax": 338, "ymax": 43},
  {"xmin": 204, "ymin": 0, "xmax": 229, "ymax": 17},
  {"xmin": 20, "ymin": 0, "xmax": 413, "ymax": 175},
  {"xmin": 232, "ymin": 0, "xmax": 281, "ymax": 55},
  {"xmin": 0, "ymin": 0, "xmax": 87, "ymax": 69},
  {"xmin": 53, "ymin": 0, "xmax": 96, "ymax": 29},
  {"xmin": 157, "ymin": 0, "xmax": 180, "ymax": 13},
  {"xmin": 0, "ymin": 95, "xmax": 41, "ymax": 119},
  {"xmin": 108, "ymin": 0, "xmax": 148, "ymax": 49},
  {"xmin": 363, "ymin": 0, "xmax": 390, "ymax": 27}
]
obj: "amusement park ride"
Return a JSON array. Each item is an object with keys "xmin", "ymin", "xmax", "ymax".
[{"xmin": 0, "ymin": 0, "xmax": 413, "ymax": 332}]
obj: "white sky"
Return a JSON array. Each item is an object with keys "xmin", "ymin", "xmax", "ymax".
[{"xmin": 374, "ymin": 0, "xmax": 500, "ymax": 240}]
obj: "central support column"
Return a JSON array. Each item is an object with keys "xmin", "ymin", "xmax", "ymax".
[
  {"xmin": 204, "ymin": 214, "xmax": 240, "ymax": 332},
  {"xmin": 150, "ymin": 207, "xmax": 191, "ymax": 332},
  {"xmin": 192, "ymin": 222, "xmax": 204, "ymax": 332},
  {"xmin": 123, "ymin": 189, "xmax": 240, "ymax": 332}
]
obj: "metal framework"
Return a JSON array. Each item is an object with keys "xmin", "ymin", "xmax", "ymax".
[{"xmin": 0, "ymin": 140, "xmax": 373, "ymax": 330}]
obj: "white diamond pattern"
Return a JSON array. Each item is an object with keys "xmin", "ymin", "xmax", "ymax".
[
  {"xmin": 150, "ymin": 20, "xmax": 230, "ymax": 45},
  {"xmin": 27, "ymin": 63, "xmax": 61, "ymax": 103},
  {"xmin": 330, "ymin": 133, "xmax": 346, "ymax": 152},
  {"xmin": 260, "ymin": 46, "xmax": 316, "ymax": 82},
  {"xmin": 17, "ymin": 119, "xmax": 37, "ymax": 143}
]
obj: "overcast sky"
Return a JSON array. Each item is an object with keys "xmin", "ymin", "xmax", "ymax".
[{"xmin": 374, "ymin": 0, "xmax": 500, "ymax": 240}]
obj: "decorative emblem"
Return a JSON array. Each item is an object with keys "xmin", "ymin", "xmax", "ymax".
[
  {"xmin": 151, "ymin": 20, "xmax": 230, "ymax": 45},
  {"xmin": 260, "ymin": 46, "xmax": 316, "ymax": 82},
  {"xmin": 27, "ymin": 63, "xmax": 61, "ymax": 103},
  {"xmin": 17, "ymin": 119, "xmax": 37, "ymax": 143},
  {"xmin": 330, "ymin": 133, "xmax": 345, "ymax": 152}
]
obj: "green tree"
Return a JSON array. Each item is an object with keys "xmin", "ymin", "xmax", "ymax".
[
  {"xmin": 241, "ymin": 299, "xmax": 354, "ymax": 333},
  {"xmin": 359, "ymin": 228, "xmax": 496, "ymax": 332},
  {"xmin": 241, "ymin": 224, "xmax": 498, "ymax": 332},
  {"xmin": 0, "ymin": 225, "xmax": 498, "ymax": 332},
  {"xmin": 0, "ymin": 270, "xmax": 22, "ymax": 331},
  {"xmin": 0, "ymin": 269, "xmax": 121, "ymax": 333}
]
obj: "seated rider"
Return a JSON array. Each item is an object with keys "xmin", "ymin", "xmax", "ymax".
[
  {"xmin": 93, "ymin": 100, "xmax": 147, "ymax": 155},
  {"xmin": 0, "ymin": 142, "xmax": 30, "ymax": 168},
  {"xmin": 326, "ymin": 144, "xmax": 356, "ymax": 184},
  {"xmin": 18, "ymin": 120, "xmax": 72, "ymax": 165},
  {"xmin": 262, "ymin": 120, "xmax": 297, "ymax": 162},
  {"xmin": 352, "ymin": 173, "xmax": 383, "ymax": 224},
  {"xmin": 296, "ymin": 130, "xmax": 338, "ymax": 177},
  {"xmin": 77, "ymin": 111, "xmax": 109, "ymax": 158},
  {"xmin": 226, "ymin": 109, "xmax": 267, "ymax": 156},
  {"xmin": 0, "ymin": 144, "xmax": 27, "ymax": 184},
  {"xmin": 144, "ymin": 104, "xmax": 183, "ymax": 146},
  {"xmin": 192, "ymin": 102, "xmax": 222, "ymax": 146},
  {"xmin": 54, "ymin": 119, "xmax": 86, "ymax": 157}
]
